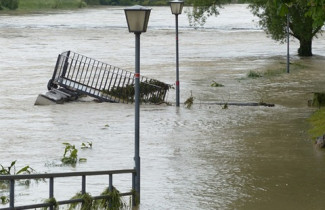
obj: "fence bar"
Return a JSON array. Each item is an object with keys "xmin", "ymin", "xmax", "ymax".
[
  {"xmin": 82, "ymin": 175, "xmax": 86, "ymax": 194},
  {"xmin": 0, "ymin": 169, "xmax": 135, "ymax": 210},
  {"xmin": 9, "ymin": 179, "xmax": 14, "ymax": 208},
  {"xmin": 109, "ymin": 174, "xmax": 113, "ymax": 192},
  {"xmin": 49, "ymin": 177, "xmax": 54, "ymax": 210},
  {"xmin": 132, "ymin": 171, "xmax": 136, "ymax": 206}
]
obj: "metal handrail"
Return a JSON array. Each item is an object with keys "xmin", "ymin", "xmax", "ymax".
[
  {"xmin": 0, "ymin": 169, "xmax": 136, "ymax": 210},
  {"xmin": 48, "ymin": 51, "xmax": 170, "ymax": 104}
]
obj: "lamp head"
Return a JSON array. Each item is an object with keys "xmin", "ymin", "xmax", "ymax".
[
  {"xmin": 169, "ymin": 0, "xmax": 184, "ymax": 15},
  {"xmin": 124, "ymin": 5, "xmax": 151, "ymax": 33}
]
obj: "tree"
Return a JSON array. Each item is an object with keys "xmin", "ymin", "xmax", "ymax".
[
  {"xmin": 0, "ymin": 0, "xmax": 19, "ymax": 10},
  {"xmin": 187, "ymin": 0, "xmax": 324, "ymax": 56},
  {"xmin": 306, "ymin": 0, "xmax": 325, "ymax": 27},
  {"xmin": 249, "ymin": 0, "xmax": 324, "ymax": 56}
]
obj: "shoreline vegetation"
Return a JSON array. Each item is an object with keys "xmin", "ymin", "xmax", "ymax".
[
  {"xmin": 0, "ymin": 0, "xmax": 249, "ymax": 11},
  {"xmin": 0, "ymin": 0, "xmax": 168, "ymax": 11}
]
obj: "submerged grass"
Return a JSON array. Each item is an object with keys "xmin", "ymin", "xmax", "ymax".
[
  {"xmin": 308, "ymin": 108, "xmax": 325, "ymax": 139},
  {"xmin": 247, "ymin": 61, "xmax": 307, "ymax": 79}
]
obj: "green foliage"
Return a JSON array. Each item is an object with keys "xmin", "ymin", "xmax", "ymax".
[
  {"xmin": 311, "ymin": 92, "xmax": 325, "ymax": 108},
  {"xmin": 263, "ymin": 68, "xmax": 286, "ymax": 76},
  {"xmin": 306, "ymin": 0, "xmax": 325, "ymax": 27},
  {"xmin": 81, "ymin": 141, "xmax": 92, "ymax": 149},
  {"xmin": 211, "ymin": 81, "xmax": 224, "ymax": 87},
  {"xmin": 186, "ymin": 0, "xmax": 223, "ymax": 27},
  {"xmin": 186, "ymin": 0, "xmax": 323, "ymax": 56},
  {"xmin": 222, "ymin": 102, "xmax": 228, "ymax": 109},
  {"xmin": 0, "ymin": 0, "xmax": 19, "ymax": 10},
  {"xmin": 102, "ymin": 79, "xmax": 171, "ymax": 104},
  {"xmin": 69, "ymin": 192, "xmax": 93, "ymax": 210},
  {"xmin": 42, "ymin": 197, "xmax": 59, "ymax": 210},
  {"xmin": 61, "ymin": 143, "xmax": 87, "ymax": 165},
  {"xmin": 308, "ymin": 108, "xmax": 325, "ymax": 139},
  {"xmin": 0, "ymin": 196, "xmax": 9, "ymax": 205},
  {"xmin": 247, "ymin": 70, "xmax": 262, "ymax": 78},
  {"xmin": 84, "ymin": 0, "xmax": 100, "ymax": 4},
  {"xmin": 17, "ymin": 0, "xmax": 86, "ymax": 10},
  {"xmin": 249, "ymin": 0, "xmax": 323, "ymax": 56},
  {"xmin": 0, "ymin": 160, "xmax": 43, "ymax": 191},
  {"xmin": 93, "ymin": 187, "xmax": 127, "ymax": 210},
  {"xmin": 184, "ymin": 96, "xmax": 194, "ymax": 109},
  {"xmin": 0, "ymin": 160, "xmax": 35, "ymax": 175}
]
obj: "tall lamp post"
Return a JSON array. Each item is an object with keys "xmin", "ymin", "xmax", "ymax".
[
  {"xmin": 169, "ymin": 0, "xmax": 184, "ymax": 107},
  {"xmin": 286, "ymin": 12, "xmax": 290, "ymax": 73},
  {"xmin": 124, "ymin": 5, "xmax": 151, "ymax": 204}
]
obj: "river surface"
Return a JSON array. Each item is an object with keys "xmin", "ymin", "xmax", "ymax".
[{"xmin": 1, "ymin": 4, "xmax": 325, "ymax": 210}]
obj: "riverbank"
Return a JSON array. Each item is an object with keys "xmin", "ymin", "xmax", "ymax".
[
  {"xmin": 0, "ymin": 0, "xmax": 167, "ymax": 12},
  {"xmin": 0, "ymin": 0, "xmax": 86, "ymax": 11},
  {"xmin": 308, "ymin": 107, "xmax": 325, "ymax": 139}
]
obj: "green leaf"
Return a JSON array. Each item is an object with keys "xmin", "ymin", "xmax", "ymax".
[
  {"xmin": 16, "ymin": 166, "xmax": 30, "ymax": 175},
  {"xmin": 78, "ymin": 158, "xmax": 87, "ymax": 162},
  {"xmin": 278, "ymin": 4, "xmax": 289, "ymax": 16}
]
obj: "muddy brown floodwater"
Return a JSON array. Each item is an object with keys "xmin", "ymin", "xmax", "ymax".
[{"xmin": 1, "ymin": 4, "xmax": 325, "ymax": 210}]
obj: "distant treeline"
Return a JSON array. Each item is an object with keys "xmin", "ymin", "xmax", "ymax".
[
  {"xmin": 0, "ymin": 0, "xmax": 249, "ymax": 11},
  {"xmin": 85, "ymin": 0, "xmax": 167, "ymax": 6},
  {"xmin": 0, "ymin": 0, "xmax": 166, "ymax": 10}
]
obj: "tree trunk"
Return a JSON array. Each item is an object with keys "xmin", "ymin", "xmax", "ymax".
[{"xmin": 298, "ymin": 39, "xmax": 312, "ymax": 56}]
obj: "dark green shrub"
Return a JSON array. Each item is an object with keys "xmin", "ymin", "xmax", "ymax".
[
  {"xmin": 84, "ymin": 0, "xmax": 100, "ymax": 4},
  {"xmin": 0, "ymin": 0, "xmax": 19, "ymax": 10}
]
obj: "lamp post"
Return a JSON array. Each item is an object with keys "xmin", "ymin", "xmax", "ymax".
[
  {"xmin": 124, "ymin": 5, "xmax": 151, "ymax": 204},
  {"xmin": 286, "ymin": 12, "xmax": 290, "ymax": 73},
  {"xmin": 169, "ymin": 0, "xmax": 184, "ymax": 107}
]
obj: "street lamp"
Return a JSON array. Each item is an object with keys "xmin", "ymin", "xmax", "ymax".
[
  {"xmin": 124, "ymin": 5, "xmax": 151, "ymax": 205},
  {"xmin": 169, "ymin": 0, "xmax": 184, "ymax": 107},
  {"xmin": 286, "ymin": 12, "xmax": 290, "ymax": 73}
]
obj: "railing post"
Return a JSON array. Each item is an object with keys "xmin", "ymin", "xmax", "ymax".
[
  {"xmin": 9, "ymin": 179, "xmax": 14, "ymax": 208},
  {"xmin": 132, "ymin": 171, "xmax": 136, "ymax": 207},
  {"xmin": 61, "ymin": 50, "xmax": 71, "ymax": 77},
  {"xmin": 49, "ymin": 177, "xmax": 54, "ymax": 210},
  {"xmin": 82, "ymin": 175, "xmax": 86, "ymax": 194},
  {"xmin": 109, "ymin": 174, "xmax": 113, "ymax": 209},
  {"xmin": 109, "ymin": 174, "xmax": 113, "ymax": 192}
]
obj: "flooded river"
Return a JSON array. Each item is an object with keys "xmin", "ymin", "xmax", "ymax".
[{"xmin": 1, "ymin": 4, "xmax": 325, "ymax": 209}]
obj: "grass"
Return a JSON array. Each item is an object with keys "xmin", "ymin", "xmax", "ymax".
[
  {"xmin": 308, "ymin": 108, "xmax": 325, "ymax": 139},
  {"xmin": 246, "ymin": 60, "xmax": 307, "ymax": 79},
  {"xmin": 247, "ymin": 70, "xmax": 263, "ymax": 78}
]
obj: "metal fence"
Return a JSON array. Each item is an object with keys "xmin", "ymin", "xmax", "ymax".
[
  {"xmin": 48, "ymin": 51, "xmax": 170, "ymax": 104},
  {"xmin": 0, "ymin": 169, "xmax": 136, "ymax": 209}
]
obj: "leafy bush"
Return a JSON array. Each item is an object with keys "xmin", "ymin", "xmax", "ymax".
[
  {"xmin": 84, "ymin": 0, "xmax": 100, "ymax": 4},
  {"xmin": 0, "ymin": 0, "xmax": 19, "ymax": 10},
  {"xmin": 0, "ymin": 196, "xmax": 9, "ymax": 205}
]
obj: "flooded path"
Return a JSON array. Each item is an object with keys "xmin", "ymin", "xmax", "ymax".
[{"xmin": 1, "ymin": 4, "xmax": 325, "ymax": 209}]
